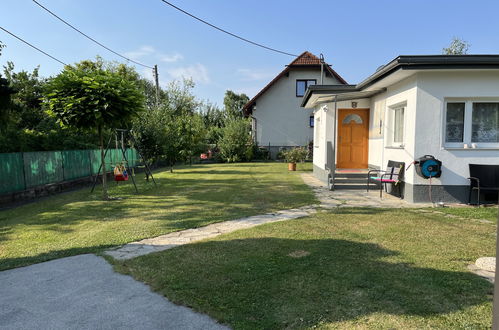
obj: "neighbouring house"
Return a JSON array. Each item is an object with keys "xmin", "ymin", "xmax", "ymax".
[
  {"xmin": 302, "ymin": 55, "xmax": 499, "ymax": 203},
  {"xmin": 243, "ymin": 51, "xmax": 347, "ymax": 158}
]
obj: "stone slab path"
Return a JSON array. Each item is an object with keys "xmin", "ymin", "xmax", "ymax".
[
  {"xmin": 0, "ymin": 254, "xmax": 228, "ymax": 330},
  {"xmin": 106, "ymin": 172, "xmax": 430, "ymax": 260},
  {"xmin": 106, "ymin": 206, "xmax": 318, "ymax": 260}
]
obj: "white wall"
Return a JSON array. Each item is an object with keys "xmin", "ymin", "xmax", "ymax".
[
  {"xmin": 312, "ymin": 99, "xmax": 370, "ymax": 171},
  {"xmin": 253, "ymin": 68, "xmax": 340, "ymax": 147},
  {"xmin": 414, "ymin": 70, "xmax": 499, "ymax": 186}
]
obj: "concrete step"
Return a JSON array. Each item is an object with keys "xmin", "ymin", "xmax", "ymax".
[
  {"xmin": 334, "ymin": 177, "xmax": 368, "ymax": 184},
  {"xmin": 335, "ymin": 172, "xmax": 368, "ymax": 179}
]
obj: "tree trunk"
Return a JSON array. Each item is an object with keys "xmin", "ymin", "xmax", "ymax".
[{"xmin": 99, "ymin": 125, "xmax": 108, "ymax": 200}]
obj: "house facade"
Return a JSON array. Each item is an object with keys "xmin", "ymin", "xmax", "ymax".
[
  {"xmin": 302, "ymin": 55, "xmax": 499, "ymax": 203},
  {"xmin": 243, "ymin": 51, "xmax": 347, "ymax": 157}
]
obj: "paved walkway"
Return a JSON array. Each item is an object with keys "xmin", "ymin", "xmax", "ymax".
[
  {"xmin": 0, "ymin": 254, "xmax": 228, "ymax": 330},
  {"xmin": 301, "ymin": 173, "xmax": 433, "ymax": 208},
  {"xmin": 106, "ymin": 172, "xmax": 430, "ymax": 260}
]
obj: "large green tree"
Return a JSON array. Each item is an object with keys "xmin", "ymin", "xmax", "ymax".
[
  {"xmin": 223, "ymin": 90, "xmax": 249, "ymax": 119},
  {"xmin": 43, "ymin": 59, "xmax": 145, "ymax": 199}
]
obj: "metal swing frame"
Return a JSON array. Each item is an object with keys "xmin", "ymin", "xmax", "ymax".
[{"xmin": 90, "ymin": 129, "xmax": 157, "ymax": 194}]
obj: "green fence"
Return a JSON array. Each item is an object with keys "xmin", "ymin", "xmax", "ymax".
[{"xmin": 0, "ymin": 149, "xmax": 140, "ymax": 194}]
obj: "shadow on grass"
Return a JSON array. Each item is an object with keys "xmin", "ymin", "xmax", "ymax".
[
  {"xmin": 0, "ymin": 163, "xmax": 316, "ymax": 270},
  {"xmin": 0, "ymin": 245, "xmax": 117, "ymax": 271},
  {"xmin": 118, "ymin": 237, "xmax": 493, "ymax": 329}
]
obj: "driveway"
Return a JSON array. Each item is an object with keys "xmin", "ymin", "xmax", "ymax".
[{"xmin": 0, "ymin": 254, "xmax": 228, "ymax": 330}]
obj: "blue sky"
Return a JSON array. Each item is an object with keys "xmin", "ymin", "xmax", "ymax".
[{"xmin": 1, "ymin": 0, "xmax": 499, "ymax": 106}]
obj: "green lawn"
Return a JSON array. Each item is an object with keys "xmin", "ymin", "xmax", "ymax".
[
  {"xmin": 115, "ymin": 208, "xmax": 496, "ymax": 329},
  {"xmin": 0, "ymin": 162, "xmax": 315, "ymax": 270},
  {"xmin": 427, "ymin": 206, "xmax": 498, "ymax": 222}
]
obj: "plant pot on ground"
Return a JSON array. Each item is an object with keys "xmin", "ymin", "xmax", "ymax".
[{"xmin": 282, "ymin": 147, "xmax": 308, "ymax": 171}]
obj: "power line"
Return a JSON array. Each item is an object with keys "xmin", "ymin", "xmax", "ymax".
[
  {"xmin": 0, "ymin": 26, "xmax": 67, "ymax": 66},
  {"xmin": 32, "ymin": 0, "xmax": 154, "ymax": 69},
  {"xmin": 158, "ymin": 0, "xmax": 298, "ymax": 57}
]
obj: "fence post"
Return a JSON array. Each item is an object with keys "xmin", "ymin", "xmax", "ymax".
[
  {"xmin": 21, "ymin": 152, "xmax": 27, "ymax": 190},
  {"xmin": 89, "ymin": 150, "xmax": 93, "ymax": 177},
  {"xmin": 61, "ymin": 151, "xmax": 65, "ymax": 182}
]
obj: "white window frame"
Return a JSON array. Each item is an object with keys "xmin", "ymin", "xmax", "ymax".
[
  {"xmin": 386, "ymin": 103, "xmax": 406, "ymax": 148},
  {"xmin": 444, "ymin": 98, "xmax": 499, "ymax": 149}
]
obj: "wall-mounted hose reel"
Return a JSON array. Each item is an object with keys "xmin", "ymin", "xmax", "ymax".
[{"xmin": 414, "ymin": 155, "xmax": 442, "ymax": 179}]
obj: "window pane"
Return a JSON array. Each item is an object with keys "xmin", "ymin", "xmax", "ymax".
[
  {"xmin": 446, "ymin": 103, "xmax": 465, "ymax": 142},
  {"xmin": 393, "ymin": 108, "xmax": 404, "ymax": 143},
  {"xmin": 296, "ymin": 81, "xmax": 306, "ymax": 96},
  {"xmin": 309, "ymin": 116, "xmax": 314, "ymax": 127},
  {"xmin": 342, "ymin": 114, "xmax": 363, "ymax": 124},
  {"xmin": 307, "ymin": 80, "xmax": 316, "ymax": 87},
  {"xmin": 472, "ymin": 103, "xmax": 499, "ymax": 142}
]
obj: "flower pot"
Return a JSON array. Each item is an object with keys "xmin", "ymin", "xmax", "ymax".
[{"xmin": 288, "ymin": 162, "xmax": 296, "ymax": 171}]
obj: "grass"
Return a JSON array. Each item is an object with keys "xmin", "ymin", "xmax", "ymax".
[
  {"xmin": 114, "ymin": 208, "xmax": 496, "ymax": 329},
  {"xmin": 0, "ymin": 162, "xmax": 315, "ymax": 270},
  {"xmin": 427, "ymin": 206, "xmax": 498, "ymax": 222}
]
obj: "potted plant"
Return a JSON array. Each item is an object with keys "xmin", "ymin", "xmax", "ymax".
[{"xmin": 283, "ymin": 147, "xmax": 308, "ymax": 171}]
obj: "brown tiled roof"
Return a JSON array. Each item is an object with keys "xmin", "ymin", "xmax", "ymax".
[
  {"xmin": 289, "ymin": 51, "xmax": 322, "ymax": 65},
  {"xmin": 243, "ymin": 51, "xmax": 347, "ymax": 115}
]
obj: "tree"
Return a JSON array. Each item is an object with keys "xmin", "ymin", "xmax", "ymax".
[
  {"xmin": 133, "ymin": 78, "xmax": 207, "ymax": 171},
  {"xmin": 442, "ymin": 37, "xmax": 470, "ymax": 55},
  {"xmin": 3, "ymin": 62, "xmax": 46, "ymax": 129},
  {"xmin": 202, "ymin": 103, "xmax": 225, "ymax": 146},
  {"xmin": 223, "ymin": 90, "xmax": 249, "ymax": 119},
  {"xmin": 43, "ymin": 59, "xmax": 145, "ymax": 200},
  {"xmin": 218, "ymin": 118, "xmax": 253, "ymax": 162}
]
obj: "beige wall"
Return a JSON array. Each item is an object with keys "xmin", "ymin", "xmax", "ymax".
[{"xmin": 253, "ymin": 68, "xmax": 341, "ymax": 147}]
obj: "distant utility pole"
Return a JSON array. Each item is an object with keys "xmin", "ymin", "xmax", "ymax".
[{"xmin": 153, "ymin": 64, "xmax": 160, "ymax": 107}]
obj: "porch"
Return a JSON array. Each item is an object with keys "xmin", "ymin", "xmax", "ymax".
[{"xmin": 301, "ymin": 172, "xmax": 431, "ymax": 208}]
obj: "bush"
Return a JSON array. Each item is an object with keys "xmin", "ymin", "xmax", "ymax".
[
  {"xmin": 282, "ymin": 147, "xmax": 308, "ymax": 163},
  {"xmin": 218, "ymin": 118, "xmax": 253, "ymax": 162}
]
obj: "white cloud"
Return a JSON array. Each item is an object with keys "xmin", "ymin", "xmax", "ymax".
[
  {"xmin": 125, "ymin": 46, "xmax": 183, "ymax": 64},
  {"xmin": 160, "ymin": 53, "xmax": 184, "ymax": 63},
  {"xmin": 167, "ymin": 63, "xmax": 210, "ymax": 84},
  {"xmin": 124, "ymin": 45, "xmax": 155, "ymax": 59},
  {"xmin": 236, "ymin": 68, "xmax": 274, "ymax": 81}
]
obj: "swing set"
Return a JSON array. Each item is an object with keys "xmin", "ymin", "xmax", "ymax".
[{"xmin": 91, "ymin": 129, "xmax": 156, "ymax": 194}]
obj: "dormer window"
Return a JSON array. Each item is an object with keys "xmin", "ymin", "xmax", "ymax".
[{"xmin": 296, "ymin": 79, "xmax": 316, "ymax": 97}]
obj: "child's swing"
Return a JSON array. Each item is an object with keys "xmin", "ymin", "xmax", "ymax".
[
  {"xmin": 114, "ymin": 163, "xmax": 129, "ymax": 181},
  {"xmin": 113, "ymin": 132, "xmax": 129, "ymax": 182}
]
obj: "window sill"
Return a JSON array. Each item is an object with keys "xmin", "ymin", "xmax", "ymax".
[
  {"xmin": 385, "ymin": 145, "xmax": 405, "ymax": 149},
  {"xmin": 444, "ymin": 146, "xmax": 499, "ymax": 150}
]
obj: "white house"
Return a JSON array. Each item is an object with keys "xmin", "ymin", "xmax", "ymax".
[
  {"xmin": 243, "ymin": 51, "xmax": 347, "ymax": 157},
  {"xmin": 302, "ymin": 55, "xmax": 499, "ymax": 203}
]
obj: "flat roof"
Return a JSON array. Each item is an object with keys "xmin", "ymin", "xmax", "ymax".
[{"xmin": 302, "ymin": 54, "xmax": 499, "ymax": 108}]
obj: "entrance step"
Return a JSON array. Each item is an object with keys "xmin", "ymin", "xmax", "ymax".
[{"xmin": 333, "ymin": 169, "xmax": 378, "ymax": 190}]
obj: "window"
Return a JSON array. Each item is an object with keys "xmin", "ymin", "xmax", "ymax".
[
  {"xmin": 472, "ymin": 103, "xmax": 499, "ymax": 142},
  {"xmin": 342, "ymin": 114, "xmax": 363, "ymax": 124},
  {"xmin": 296, "ymin": 79, "xmax": 316, "ymax": 97},
  {"xmin": 309, "ymin": 116, "xmax": 314, "ymax": 127},
  {"xmin": 388, "ymin": 106, "xmax": 405, "ymax": 146},
  {"xmin": 445, "ymin": 103, "xmax": 465, "ymax": 142},
  {"xmin": 445, "ymin": 100, "xmax": 499, "ymax": 147}
]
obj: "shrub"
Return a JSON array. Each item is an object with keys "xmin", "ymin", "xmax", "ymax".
[
  {"xmin": 218, "ymin": 118, "xmax": 253, "ymax": 162},
  {"xmin": 282, "ymin": 147, "xmax": 308, "ymax": 163}
]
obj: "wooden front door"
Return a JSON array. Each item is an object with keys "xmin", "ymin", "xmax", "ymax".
[{"xmin": 337, "ymin": 109, "xmax": 369, "ymax": 169}]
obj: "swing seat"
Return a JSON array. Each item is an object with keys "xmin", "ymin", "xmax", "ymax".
[{"xmin": 115, "ymin": 174, "xmax": 129, "ymax": 181}]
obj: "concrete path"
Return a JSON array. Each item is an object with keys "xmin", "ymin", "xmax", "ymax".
[
  {"xmin": 106, "ymin": 172, "xmax": 430, "ymax": 260},
  {"xmin": 0, "ymin": 254, "xmax": 228, "ymax": 330}
]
